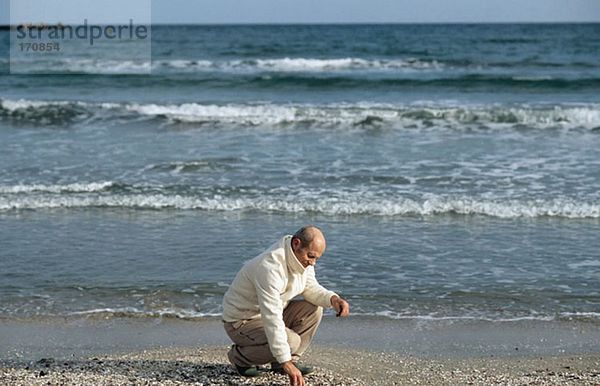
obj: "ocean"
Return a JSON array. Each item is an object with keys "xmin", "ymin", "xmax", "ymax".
[{"xmin": 0, "ymin": 24, "xmax": 599, "ymax": 324}]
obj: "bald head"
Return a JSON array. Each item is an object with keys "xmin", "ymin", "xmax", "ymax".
[
  {"xmin": 293, "ymin": 225, "xmax": 325, "ymax": 249},
  {"xmin": 291, "ymin": 226, "xmax": 326, "ymax": 268}
]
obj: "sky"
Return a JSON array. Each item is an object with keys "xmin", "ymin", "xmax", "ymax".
[{"xmin": 1, "ymin": 0, "xmax": 600, "ymax": 25}]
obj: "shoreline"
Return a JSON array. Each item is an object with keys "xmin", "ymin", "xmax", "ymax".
[
  {"xmin": 1, "ymin": 316, "xmax": 599, "ymax": 384},
  {"xmin": 1, "ymin": 315, "xmax": 599, "ymax": 360}
]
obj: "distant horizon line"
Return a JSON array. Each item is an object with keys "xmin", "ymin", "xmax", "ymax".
[{"xmin": 1, "ymin": 21, "xmax": 599, "ymax": 28}]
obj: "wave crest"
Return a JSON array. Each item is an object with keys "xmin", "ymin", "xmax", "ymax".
[
  {"xmin": 0, "ymin": 181, "xmax": 116, "ymax": 194},
  {"xmin": 0, "ymin": 99, "xmax": 92, "ymax": 124},
  {"xmin": 2, "ymin": 98, "xmax": 599, "ymax": 130},
  {"xmin": 68, "ymin": 307, "xmax": 220, "ymax": 320},
  {"xmin": 1, "ymin": 188, "xmax": 598, "ymax": 218},
  {"xmin": 14, "ymin": 57, "xmax": 444, "ymax": 74},
  {"xmin": 16, "ymin": 57, "xmax": 600, "ymax": 74}
]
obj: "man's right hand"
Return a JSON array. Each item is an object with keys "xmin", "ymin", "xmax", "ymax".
[
  {"xmin": 330, "ymin": 295, "xmax": 350, "ymax": 317},
  {"xmin": 282, "ymin": 361, "xmax": 304, "ymax": 386}
]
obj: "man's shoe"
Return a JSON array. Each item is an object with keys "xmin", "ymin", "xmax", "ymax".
[
  {"xmin": 271, "ymin": 362, "xmax": 315, "ymax": 376},
  {"xmin": 235, "ymin": 365, "xmax": 261, "ymax": 377}
]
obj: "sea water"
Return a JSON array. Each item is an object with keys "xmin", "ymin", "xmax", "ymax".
[{"xmin": 0, "ymin": 24, "xmax": 599, "ymax": 323}]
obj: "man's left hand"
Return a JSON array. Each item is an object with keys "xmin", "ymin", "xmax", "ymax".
[{"xmin": 330, "ymin": 295, "xmax": 350, "ymax": 318}]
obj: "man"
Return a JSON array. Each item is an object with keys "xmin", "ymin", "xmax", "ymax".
[{"xmin": 222, "ymin": 226, "xmax": 350, "ymax": 386}]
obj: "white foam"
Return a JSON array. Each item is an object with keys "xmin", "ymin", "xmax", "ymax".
[
  {"xmin": 1, "ymin": 193, "xmax": 598, "ymax": 218},
  {"xmin": 0, "ymin": 98, "xmax": 81, "ymax": 112},
  {"xmin": 0, "ymin": 182, "xmax": 115, "ymax": 194},
  {"xmin": 559, "ymin": 312, "xmax": 600, "ymax": 319},
  {"xmin": 3, "ymin": 98, "xmax": 600, "ymax": 130},
  {"xmin": 247, "ymin": 57, "xmax": 442, "ymax": 72},
  {"xmin": 366, "ymin": 311, "xmax": 556, "ymax": 322},
  {"xmin": 69, "ymin": 307, "xmax": 220, "ymax": 319},
  {"xmin": 155, "ymin": 59, "xmax": 213, "ymax": 69},
  {"xmin": 123, "ymin": 102, "xmax": 399, "ymax": 126},
  {"xmin": 54, "ymin": 59, "xmax": 152, "ymax": 74},
  {"xmin": 125, "ymin": 103, "xmax": 300, "ymax": 125},
  {"xmin": 10, "ymin": 57, "xmax": 442, "ymax": 74},
  {"xmin": 121, "ymin": 102, "xmax": 600, "ymax": 129},
  {"xmin": 154, "ymin": 57, "xmax": 443, "ymax": 72}
]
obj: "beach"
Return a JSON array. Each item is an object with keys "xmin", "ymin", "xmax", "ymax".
[
  {"xmin": 3, "ymin": 346, "xmax": 600, "ymax": 385},
  {"xmin": 1, "ymin": 316, "xmax": 599, "ymax": 385}
]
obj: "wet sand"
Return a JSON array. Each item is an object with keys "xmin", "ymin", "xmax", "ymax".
[{"xmin": 1, "ymin": 316, "xmax": 599, "ymax": 385}]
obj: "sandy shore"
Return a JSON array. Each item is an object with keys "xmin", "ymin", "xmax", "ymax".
[
  {"xmin": 1, "ymin": 345, "xmax": 600, "ymax": 385},
  {"xmin": 1, "ymin": 316, "xmax": 599, "ymax": 385}
]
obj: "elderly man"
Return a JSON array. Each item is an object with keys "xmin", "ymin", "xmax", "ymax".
[{"xmin": 222, "ymin": 226, "xmax": 350, "ymax": 386}]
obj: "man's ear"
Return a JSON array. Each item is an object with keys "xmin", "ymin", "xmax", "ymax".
[{"xmin": 291, "ymin": 237, "xmax": 300, "ymax": 250}]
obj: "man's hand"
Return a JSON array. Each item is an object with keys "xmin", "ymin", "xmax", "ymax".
[
  {"xmin": 330, "ymin": 295, "xmax": 350, "ymax": 318},
  {"xmin": 282, "ymin": 361, "xmax": 304, "ymax": 386}
]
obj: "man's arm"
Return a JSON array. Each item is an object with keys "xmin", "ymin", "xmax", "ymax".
[
  {"xmin": 302, "ymin": 267, "xmax": 339, "ymax": 308},
  {"xmin": 254, "ymin": 266, "xmax": 306, "ymax": 386},
  {"xmin": 253, "ymin": 266, "xmax": 293, "ymax": 364},
  {"xmin": 303, "ymin": 268, "xmax": 350, "ymax": 317}
]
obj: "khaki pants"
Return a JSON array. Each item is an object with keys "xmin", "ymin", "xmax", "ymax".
[{"xmin": 224, "ymin": 300, "xmax": 323, "ymax": 367}]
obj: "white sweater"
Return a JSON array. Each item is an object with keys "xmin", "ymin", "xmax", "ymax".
[{"xmin": 222, "ymin": 235, "xmax": 337, "ymax": 363}]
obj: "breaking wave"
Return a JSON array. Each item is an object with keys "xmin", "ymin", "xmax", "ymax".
[
  {"xmin": 1, "ymin": 185, "xmax": 598, "ymax": 218},
  {"xmin": 13, "ymin": 307, "xmax": 600, "ymax": 323},
  {"xmin": 2, "ymin": 98, "xmax": 599, "ymax": 130},
  {"xmin": 10, "ymin": 57, "xmax": 444, "ymax": 74},
  {"xmin": 0, "ymin": 181, "xmax": 116, "ymax": 194},
  {"xmin": 155, "ymin": 57, "xmax": 444, "ymax": 72},
  {"xmin": 12, "ymin": 57, "xmax": 600, "ymax": 74},
  {"xmin": 68, "ymin": 307, "xmax": 221, "ymax": 320}
]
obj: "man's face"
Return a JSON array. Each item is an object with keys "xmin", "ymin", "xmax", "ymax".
[{"xmin": 292, "ymin": 238, "xmax": 326, "ymax": 268}]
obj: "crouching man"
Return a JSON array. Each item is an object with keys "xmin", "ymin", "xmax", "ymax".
[{"xmin": 222, "ymin": 226, "xmax": 350, "ymax": 386}]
